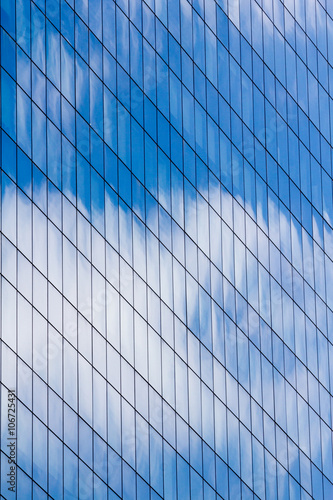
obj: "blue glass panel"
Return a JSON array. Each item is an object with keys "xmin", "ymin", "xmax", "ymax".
[
  {"xmin": 108, "ymin": 448, "xmax": 122, "ymax": 497},
  {"xmin": 117, "ymin": 64, "xmax": 130, "ymax": 111},
  {"xmin": 75, "ymin": 13, "xmax": 88, "ymax": 61},
  {"xmin": 103, "ymin": 0, "xmax": 115, "ymax": 56},
  {"xmin": 1, "ymin": 28, "xmax": 16, "ymax": 79},
  {"xmin": 129, "ymin": 80, "xmax": 143, "ymax": 128},
  {"xmin": 191, "ymin": 468, "xmax": 203, "ymax": 498},
  {"xmin": 116, "ymin": 7, "xmax": 129, "ymax": 72},
  {"xmin": 105, "ymin": 145, "xmax": 118, "ymax": 191},
  {"xmin": 143, "ymin": 2, "xmax": 155, "ymax": 48},
  {"xmin": 206, "ymin": 25, "xmax": 217, "ymax": 86},
  {"xmin": 76, "ymin": 0, "xmax": 88, "ymax": 24},
  {"xmin": 17, "ymin": 469, "xmax": 32, "ymax": 499},
  {"xmin": 46, "ymin": 0, "xmax": 60, "ymax": 28},
  {"xmin": 89, "ymin": 0, "xmax": 102, "ymax": 39},
  {"xmin": 144, "ymin": 134, "xmax": 157, "ymax": 198},
  {"xmin": 77, "ymin": 152, "xmax": 91, "ymax": 218},
  {"xmin": 61, "ymin": 0, "xmax": 74, "ymax": 45},
  {"xmin": 104, "ymin": 87, "xmax": 118, "ymax": 154},
  {"xmin": 33, "ymin": 164, "xmax": 47, "ymax": 212},
  {"xmin": 1, "ymin": 0, "xmax": 15, "ymax": 36},
  {"xmin": 103, "ymin": 48, "xmax": 116, "ymax": 95},
  {"xmin": 156, "ymin": 18, "xmax": 168, "ymax": 62},
  {"xmin": 17, "ymin": 46, "xmax": 31, "ymax": 97},
  {"xmin": 117, "ymin": 103, "xmax": 130, "ymax": 166},
  {"xmin": 33, "ymin": 418, "xmax": 47, "ymax": 489},
  {"xmin": 1, "ymin": 69, "xmax": 16, "ymax": 140},
  {"xmin": 16, "ymin": 86, "xmax": 31, "ymax": 157},
  {"xmin": 61, "ymin": 96, "xmax": 75, "ymax": 145},
  {"xmin": 16, "ymin": 0, "xmax": 30, "ymax": 55},
  {"xmin": 129, "ymin": 0, "xmax": 142, "ymax": 30},
  {"xmin": 90, "ymin": 129, "xmax": 104, "ymax": 176},
  {"xmin": 169, "ymin": 34, "xmax": 181, "ymax": 78},
  {"xmin": 89, "ymin": 30, "xmax": 103, "ymax": 78},
  {"xmin": 135, "ymin": 477, "xmax": 149, "ymax": 500},
  {"xmin": 163, "ymin": 442, "xmax": 177, "ymax": 500},
  {"xmin": 76, "ymin": 55, "xmax": 89, "ymax": 122},
  {"xmin": 156, "ymin": 57, "xmax": 169, "ymax": 111},
  {"xmin": 177, "ymin": 456, "xmax": 190, "ymax": 499},
  {"xmin": 193, "ymin": 11, "xmax": 205, "ymax": 71},
  {"xmin": 48, "ymin": 433, "xmax": 63, "ymax": 499},
  {"xmin": 31, "ymin": 3, "xmax": 45, "ymax": 72},
  {"xmin": 132, "ymin": 176, "xmax": 145, "ymax": 220},
  {"xmin": 17, "ymin": 148, "xmax": 32, "ymax": 197},
  {"xmin": 47, "ymin": 120, "xmax": 61, "ymax": 188},
  {"xmin": 220, "ymin": 134, "xmax": 232, "ymax": 192},
  {"xmin": 61, "ymin": 37, "xmax": 75, "ymax": 105},
  {"xmin": 144, "ymin": 95, "xmax": 157, "ymax": 142},
  {"xmin": 122, "ymin": 463, "xmax": 136, "ymax": 500},
  {"xmin": 119, "ymin": 160, "xmax": 132, "ymax": 207},
  {"xmin": 62, "ymin": 136, "xmax": 76, "ymax": 204},
  {"xmin": 170, "ymin": 127, "xmax": 183, "ymax": 172},
  {"xmin": 1, "ymin": 130, "xmax": 16, "ymax": 181},
  {"xmin": 312, "ymin": 463, "xmax": 323, "ymax": 500},
  {"xmin": 91, "ymin": 166, "xmax": 105, "ymax": 231},
  {"xmin": 157, "ymin": 110, "xmax": 170, "ymax": 157}
]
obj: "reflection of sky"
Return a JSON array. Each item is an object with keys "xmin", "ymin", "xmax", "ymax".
[
  {"xmin": 2, "ymin": 151, "xmax": 333, "ymax": 497},
  {"xmin": 1, "ymin": 0, "xmax": 333, "ymax": 498},
  {"xmin": 2, "ymin": 8, "xmax": 333, "ymax": 233}
]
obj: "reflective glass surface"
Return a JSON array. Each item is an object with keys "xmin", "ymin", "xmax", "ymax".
[{"xmin": 1, "ymin": 0, "xmax": 333, "ymax": 498}]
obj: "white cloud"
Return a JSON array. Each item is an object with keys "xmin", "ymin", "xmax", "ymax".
[{"xmin": 1, "ymin": 172, "xmax": 332, "ymax": 496}]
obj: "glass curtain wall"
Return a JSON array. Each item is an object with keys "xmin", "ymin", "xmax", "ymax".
[{"xmin": 1, "ymin": 0, "xmax": 333, "ymax": 498}]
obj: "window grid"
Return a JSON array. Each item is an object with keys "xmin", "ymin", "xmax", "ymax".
[{"xmin": 1, "ymin": 0, "xmax": 333, "ymax": 498}]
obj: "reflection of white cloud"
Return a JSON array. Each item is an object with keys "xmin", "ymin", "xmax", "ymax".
[{"xmin": 1, "ymin": 174, "xmax": 332, "ymax": 496}]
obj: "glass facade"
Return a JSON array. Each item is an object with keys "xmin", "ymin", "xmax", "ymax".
[{"xmin": 1, "ymin": 0, "xmax": 333, "ymax": 498}]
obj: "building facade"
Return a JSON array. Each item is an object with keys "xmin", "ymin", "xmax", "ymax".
[{"xmin": 1, "ymin": 0, "xmax": 333, "ymax": 498}]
